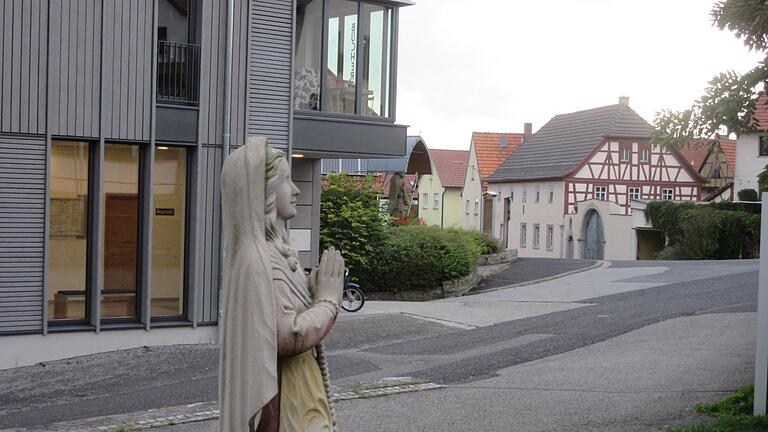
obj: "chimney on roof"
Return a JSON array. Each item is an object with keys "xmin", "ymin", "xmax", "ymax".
[
  {"xmin": 524, "ymin": 123, "xmax": 533, "ymax": 137},
  {"xmin": 618, "ymin": 96, "xmax": 630, "ymax": 107}
]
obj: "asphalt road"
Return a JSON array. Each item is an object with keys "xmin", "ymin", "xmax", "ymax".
[
  {"xmin": 470, "ymin": 257, "xmax": 595, "ymax": 291},
  {"xmin": 0, "ymin": 259, "xmax": 759, "ymax": 429}
]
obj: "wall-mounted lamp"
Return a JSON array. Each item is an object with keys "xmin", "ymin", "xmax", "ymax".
[
  {"xmin": 158, "ymin": 146, "xmax": 169, "ymax": 150},
  {"xmin": 291, "ymin": 153, "xmax": 304, "ymax": 158}
]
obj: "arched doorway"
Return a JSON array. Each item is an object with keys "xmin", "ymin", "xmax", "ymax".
[{"xmin": 583, "ymin": 210, "xmax": 604, "ymax": 260}]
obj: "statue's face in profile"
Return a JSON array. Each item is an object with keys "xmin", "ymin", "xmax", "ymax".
[{"xmin": 275, "ymin": 157, "xmax": 300, "ymax": 220}]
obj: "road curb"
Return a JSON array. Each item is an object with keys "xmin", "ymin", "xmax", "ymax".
[{"xmin": 465, "ymin": 260, "xmax": 608, "ymax": 296}]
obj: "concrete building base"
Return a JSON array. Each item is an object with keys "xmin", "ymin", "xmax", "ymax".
[{"xmin": 1, "ymin": 326, "xmax": 217, "ymax": 370}]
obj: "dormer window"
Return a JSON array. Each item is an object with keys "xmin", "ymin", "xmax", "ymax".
[{"xmin": 295, "ymin": 0, "xmax": 395, "ymax": 118}]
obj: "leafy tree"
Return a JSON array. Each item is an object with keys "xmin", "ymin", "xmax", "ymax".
[
  {"xmin": 651, "ymin": 0, "xmax": 768, "ymax": 152},
  {"xmin": 319, "ymin": 173, "xmax": 389, "ymax": 284}
]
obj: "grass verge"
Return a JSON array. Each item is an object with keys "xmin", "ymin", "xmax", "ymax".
[{"xmin": 675, "ymin": 385, "xmax": 768, "ymax": 432}]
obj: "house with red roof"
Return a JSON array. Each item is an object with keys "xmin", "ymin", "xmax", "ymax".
[
  {"xmin": 487, "ymin": 98, "xmax": 706, "ymax": 259},
  {"xmin": 461, "ymin": 126, "xmax": 530, "ymax": 232},
  {"xmin": 417, "ymin": 149, "xmax": 469, "ymax": 227}
]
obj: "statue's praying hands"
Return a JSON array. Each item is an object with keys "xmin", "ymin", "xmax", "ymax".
[{"xmin": 310, "ymin": 247, "xmax": 345, "ymax": 306}]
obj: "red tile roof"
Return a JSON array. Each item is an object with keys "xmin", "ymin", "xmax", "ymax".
[
  {"xmin": 753, "ymin": 94, "xmax": 768, "ymax": 130},
  {"xmin": 428, "ymin": 149, "xmax": 469, "ymax": 188},
  {"xmin": 678, "ymin": 138, "xmax": 736, "ymax": 172},
  {"xmin": 472, "ymin": 132, "xmax": 525, "ymax": 181},
  {"xmin": 721, "ymin": 138, "xmax": 736, "ymax": 170},
  {"xmin": 678, "ymin": 144, "xmax": 709, "ymax": 170}
]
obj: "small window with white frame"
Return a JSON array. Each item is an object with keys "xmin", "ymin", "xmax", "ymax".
[
  {"xmin": 510, "ymin": 189, "xmax": 514, "ymax": 203},
  {"xmin": 629, "ymin": 187, "xmax": 640, "ymax": 200},
  {"xmin": 465, "ymin": 198, "xmax": 470, "ymax": 214},
  {"xmin": 422, "ymin": 193, "xmax": 428, "ymax": 209},
  {"xmin": 535, "ymin": 186, "xmax": 540, "ymax": 203},
  {"xmin": 662, "ymin": 188, "xmax": 674, "ymax": 200},
  {"xmin": 474, "ymin": 198, "xmax": 479, "ymax": 215},
  {"xmin": 533, "ymin": 224, "xmax": 540, "ymax": 249},
  {"xmin": 546, "ymin": 224, "xmax": 554, "ymax": 250},
  {"xmin": 433, "ymin": 193, "xmax": 440, "ymax": 209},
  {"xmin": 640, "ymin": 148, "xmax": 649, "ymax": 162},
  {"xmin": 548, "ymin": 185, "xmax": 554, "ymax": 203},
  {"xmin": 620, "ymin": 147, "xmax": 630, "ymax": 161},
  {"xmin": 520, "ymin": 223, "xmax": 527, "ymax": 247},
  {"xmin": 595, "ymin": 186, "xmax": 607, "ymax": 201},
  {"xmin": 522, "ymin": 187, "xmax": 527, "ymax": 203}
]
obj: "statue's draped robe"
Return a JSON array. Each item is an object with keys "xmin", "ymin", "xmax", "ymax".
[{"xmin": 220, "ymin": 137, "xmax": 278, "ymax": 432}]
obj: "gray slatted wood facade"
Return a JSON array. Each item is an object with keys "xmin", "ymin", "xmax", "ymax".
[
  {"xmin": 0, "ymin": 0, "xmax": 299, "ymax": 332},
  {"xmin": 49, "ymin": 0, "xmax": 153, "ymax": 140},
  {"xmin": 0, "ymin": 134, "xmax": 45, "ymax": 334},
  {"xmin": 48, "ymin": 0, "xmax": 101, "ymax": 138},
  {"xmin": 0, "ymin": 0, "xmax": 48, "ymax": 135},
  {"xmin": 248, "ymin": 0, "xmax": 293, "ymax": 151},
  {"xmin": 101, "ymin": 0, "xmax": 153, "ymax": 141},
  {"xmin": 198, "ymin": 0, "xmax": 248, "ymax": 147},
  {"xmin": 196, "ymin": 146, "xmax": 222, "ymax": 323}
]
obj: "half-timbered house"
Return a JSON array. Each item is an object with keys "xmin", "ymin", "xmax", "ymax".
[{"xmin": 487, "ymin": 98, "xmax": 706, "ymax": 260}]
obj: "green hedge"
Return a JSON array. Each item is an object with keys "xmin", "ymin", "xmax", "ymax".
[
  {"xmin": 366, "ymin": 225, "xmax": 482, "ymax": 293},
  {"xmin": 646, "ymin": 201, "xmax": 760, "ymax": 260},
  {"xmin": 454, "ymin": 228, "xmax": 502, "ymax": 255}
]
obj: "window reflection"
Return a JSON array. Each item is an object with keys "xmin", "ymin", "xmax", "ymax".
[
  {"xmin": 101, "ymin": 144, "xmax": 140, "ymax": 319},
  {"xmin": 293, "ymin": 0, "xmax": 394, "ymax": 116},
  {"xmin": 326, "ymin": 0, "xmax": 358, "ymax": 114},
  {"xmin": 295, "ymin": 0, "xmax": 323, "ymax": 110},
  {"xmin": 49, "ymin": 141, "xmax": 90, "ymax": 321},
  {"xmin": 152, "ymin": 147, "xmax": 187, "ymax": 317},
  {"xmin": 361, "ymin": 3, "xmax": 391, "ymax": 117}
]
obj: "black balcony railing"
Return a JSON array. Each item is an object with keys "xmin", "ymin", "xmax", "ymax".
[{"xmin": 157, "ymin": 40, "xmax": 200, "ymax": 105}]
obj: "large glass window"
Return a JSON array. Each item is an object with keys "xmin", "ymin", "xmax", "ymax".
[
  {"xmin": 294, "ymin": 0, "xmax": 394, "ymax": 116},
  {"xmin": 360, "ymin": 3, "xmax": 392, "ymax": 116},
  {"xmin": 295, "ymin": 0, "xmax": 323, "ymax": 111},
  {"xmin": 49, "ymin": 141, "xmax": 90, "ymax": 321},
  {"xmin": 326, "ymin": 0, "xmax": 359, "ymax": 114},
  {"xmin": 101, "ymin": 144, "xmax": 141, "ymax": 319},
  {"xmin": 152, "ymin": 147, "xmax": 187, "ymax": 317}
]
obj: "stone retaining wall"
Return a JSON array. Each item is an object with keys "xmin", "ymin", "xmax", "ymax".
[
  {"xmin": 367, "ymin": 249, "xmax": 518, "ymax": 301},
  {"xmin": 477, "ymin": 249, "xmax": 518, "ymax": 266}
]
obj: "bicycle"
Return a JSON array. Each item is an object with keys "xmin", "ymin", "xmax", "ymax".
[
  {"xmin": 341, "ymin": 268, "xmax": 365, "ymax": 312},
  {"xmin": 303, "ymin": 267, "xmax": 365, "ymax": 312}
]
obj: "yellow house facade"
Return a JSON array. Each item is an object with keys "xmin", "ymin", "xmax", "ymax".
[{"xmin": 418, "ymin": 149, "xmax": 469, "ymax": 227}]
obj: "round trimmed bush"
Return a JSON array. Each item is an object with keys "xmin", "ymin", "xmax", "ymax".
[{"xmin": 368, "ymin": 225, "xmax": 481, "ymax": 293}]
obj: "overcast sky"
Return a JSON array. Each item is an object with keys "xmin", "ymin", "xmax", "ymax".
[{"xmin": 394, "ymin": 0, "xmax": 763, "ymax": 150}]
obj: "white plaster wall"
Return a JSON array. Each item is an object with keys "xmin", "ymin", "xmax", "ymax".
[
  {"xmin": 1, "ymin": 326, "xmax": 217, "ymax": 370},
  {"xmin": 489, "ymin": 181, "xmax": 565, "ymax": 258},
  {"xmin": 735, "ymin": 134, "xmax": 767, "ymax": 192},
  {"xmin": 462, "ymin": 144, "xmax": 483, "ymax": 230}
]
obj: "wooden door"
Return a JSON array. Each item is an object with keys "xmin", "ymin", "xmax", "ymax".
[
  {"xmin": 583, "ymin": 211, "xmax": 604, "ymax": 260},
  {"xmin": 104, "ymin": 194, "xmax": 139, "ymax": 291}
]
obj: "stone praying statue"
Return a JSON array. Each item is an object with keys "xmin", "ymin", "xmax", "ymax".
[{"xmin": 219, "ymin": 137, "xmax": 344, "ymax": 432}]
